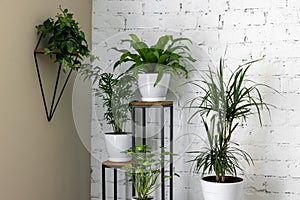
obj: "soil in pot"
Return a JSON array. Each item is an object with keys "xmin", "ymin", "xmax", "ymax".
[
  {"xmin": 132, "ymin": 197, "xmax": 154, "ymax": 200},
  {"xmin": 203, "ymin": 176, "xmax": 243, "ymax": 183}
]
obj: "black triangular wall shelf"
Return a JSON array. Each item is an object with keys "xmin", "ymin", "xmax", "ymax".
[{"xmin": 33, "ymin": 35, "xmax": 73, "ymax": 122}]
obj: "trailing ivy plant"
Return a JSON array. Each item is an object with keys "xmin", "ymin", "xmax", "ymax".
[
  {"xmin": 113, "ymin": 34, "xmax": 196, "ymax": 87},
  {"xmin": 36, "ymin": 6, "xmax": 90, "ymax": 72},
  {"xmin": 187, "ymin": 58, "xmax": 276, "ymax": 183}
]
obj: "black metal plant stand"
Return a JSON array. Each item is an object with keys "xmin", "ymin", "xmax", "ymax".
[
  {"xmin": 130, "ymin": 101, "xmax": 174, "ymax": 200},
  {"xmin": 101, "ymin": 101, "xmax": 174, "ymax": 200},
  {"xmin": 33, "ymin": 35, "xmax": 74, "ymax": 122}
]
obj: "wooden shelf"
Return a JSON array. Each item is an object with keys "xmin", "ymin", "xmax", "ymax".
[
  {"xmin": 130, "ymin": 101, "xmax": 173, "ymax": 107},
  {"xmin": 34, "ymin": 48, "xmax": 79, "ymax": 55},
  {"xmin": 34, "ymin": 49, "xmax": 46, "ymax": 54},
  {"xmin": 102, "ymin": 160, "xmax": 131, "ymax": 168}
]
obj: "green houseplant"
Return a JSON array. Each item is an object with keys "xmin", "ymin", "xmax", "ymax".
[
  {"xmin": 187, "ymin": 58, "xmax": 275, "ymax": 200},
  {"xmin": 94, "ymin": 72, "xmax": 132, "ymax": 133},
  {"xmin": 113, "ymin": 34, "xmax": 195, "ymax": 101},
  {"xmin": 80, "ymin": 63, "xmax": 134, "ymax": 162},
  {"xmin": 122, "ymin": 145, "xmax": 176, "ymax": 200},
  {"xmin": 34, "ymin": 6, "xmax": 90, "ymax": 121},
  {"xmin": 36, "ymin": 6, "xmax": 90, "ymax": 72}
]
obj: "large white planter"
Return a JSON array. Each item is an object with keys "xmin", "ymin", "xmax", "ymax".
[
  {"xmin": 137, "ymin": 73, "xmax": 170, "ymax": 101},
  {"xmin": 104, "ymin": 133, "xmax": 131, "ymax": 162},
  {"xmin": 201, "ymin": 176, "xmax": 243, "ymax": 200}
]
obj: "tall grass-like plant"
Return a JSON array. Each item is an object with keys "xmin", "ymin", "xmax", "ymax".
[
  {"xmin": 113, "ymin": 34, "xmax": 195, "ymax": 87},
  {"xmin": 188, "ymin": 58, "xmax": 274, "ymax": 183}
]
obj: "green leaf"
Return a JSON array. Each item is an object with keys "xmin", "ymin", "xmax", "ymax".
[
  {"xmin": 129, "ymin": 34, "xmax": 141, "ymax": 42},
  {"xmin": 131, "ymin": 42, "xmax": 148, "ymax": 58},
  {"xmin": 154, "ymin": 66, "xmax": 164, "ymax": 87},
  {"xmin": 157, "ymin": 54, "xmax": 169, "ymax": 64},
  {"xmin": 153, "ymin": 50, "xmax": 160, "ymax": 59},
  {"xmin": 44, "ymin": 48, "xmax": 51, "ymax": 54},
  {"xmin": 153, "ymin": 35, "xmax": 172, "ymax": 50},
  {"xmin": 171, "ymin": 37, "xmax": 193, "ymax": 46},
  {"xmin": 168, "ymin": 45, "xmax": 190, "ymax": 53},
  {"xmin": 63, "ymin": 66, "xmax": 67, "ymax": 73},
  {"xmin": 145, "ymin": 51, "xmax": 158, "ymax": 63},
  {"xmin": 66, "ymin": 41, "xmax": 73, "ymax": 53}
]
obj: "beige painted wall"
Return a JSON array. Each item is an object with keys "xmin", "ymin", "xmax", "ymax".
[{"xmin": 0, "ymin": 0, "xmax": 91, "ymax": 200}]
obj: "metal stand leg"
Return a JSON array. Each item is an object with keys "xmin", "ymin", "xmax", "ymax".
[
  {"xmin": 102, "ymin": 165, "xmax": 106, "ymax": 200},
  {"xmin": 114, "ymin": 169, "xmax": 117, "ymax": 200},
  {"xmin": 170, "ymin": 106, "xmax": 173, "ymax": 200},
  {"xmin": 161, "ymin": 107, "xmax": 165, "ymax": 200},
  {"xmin": 131, "ymin": 107, "xmax": 136, "ymax": 197},
  {"xmin": 142, "ymin": 107, "xmax": 146, "ymax": 146}
]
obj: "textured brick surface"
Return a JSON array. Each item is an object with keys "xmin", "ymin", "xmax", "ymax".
[{"xmin": 91, "ymin": 0, "xmax": 300, "ymax": 199}]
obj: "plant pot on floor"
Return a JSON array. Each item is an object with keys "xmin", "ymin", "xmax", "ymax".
[
  {"xmin": 201, "ymin": 176, "xmax": 243, "ymax": 200},
  {"xmin": 137, "ymin": 73, "xmax": 170, "ymax": 101},
  {"xmin": 104, "ymin": 133, "xmax": 131, "ymax": 162}
]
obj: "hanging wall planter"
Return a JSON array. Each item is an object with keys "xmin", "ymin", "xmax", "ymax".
[
  {"xmin": 33, "ymin": 36, "xmax": 74, "ymax": 122},
  {"xmin": 34, "ymin": 6, "xmax": 90, "ymax": 121}
]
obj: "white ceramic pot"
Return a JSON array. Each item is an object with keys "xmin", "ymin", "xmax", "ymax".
[
  {"xmin": 137, "ymin": 73, "xmax": 170, "ymax": 101},
  {"xmin": 201, "ymin": 176, "xmax": 243, "ymax": 200},
  {"xmin": 104, "ymin": 133, "xmax": 131, "ymax": 162}
]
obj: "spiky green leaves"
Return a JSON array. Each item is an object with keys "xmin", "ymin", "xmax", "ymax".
[{"xmin": 188, "ymin": 58, "xmax": 275, "ymax": 182}]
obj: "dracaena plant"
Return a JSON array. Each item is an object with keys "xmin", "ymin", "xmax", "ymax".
[
  {"xmin": 187, "ymin": 58, "xmax": 275, "ymax": 183},
  {"xmin": 79, "ymin": 60, "xmax": 134, "ymax": 133},
  {"xmin": 113, "ymin": 34, "xmax": 195, "ymax": 87},
  {"xmin": 122, "ymin": 145, "xmax": 177, "ymax": 200},
  {"xmin": 36, "ymin": 6, "xmax": 90, "ymax": 72}
]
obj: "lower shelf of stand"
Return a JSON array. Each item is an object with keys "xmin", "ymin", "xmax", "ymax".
[
  {"xmin": 102, "ymin": 160, "xmax": 132, "ymax": 200},
  {"xmin": 102, "ymin": 160, "xmax": 131, "ymax": 168}
]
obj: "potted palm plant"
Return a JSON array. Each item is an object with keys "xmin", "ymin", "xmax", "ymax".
[
  {"xmin": 187, "ymin": 58, "xmax": 275, "ymax": 200},
  {"xmin": 122, "ymin": 145, "xmax": 177, "ymax": 200},
  {"xmin": 80, "ymin": 63, "xmax": 134, "ymax": 162},
  {"xmin": 113, "ymin": 34, "xmax": 195, "ymax": 101}
]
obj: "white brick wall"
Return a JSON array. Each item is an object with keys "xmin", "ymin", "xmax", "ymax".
[{"xmin": 92, "ymin": 0, "xmax": 300, "ymax": 199}]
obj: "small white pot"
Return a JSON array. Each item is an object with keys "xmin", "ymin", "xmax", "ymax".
[
  {"xmin": 201, "ymin": 176, "xmax": 243, "ymax": 200},
  {"xmin": 104, "ymin": 133, "xmax": 131, "ymax": 162},
  {"xmin": 137, "ymin": 73, "xmax": 170, "ymax": 101}
]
